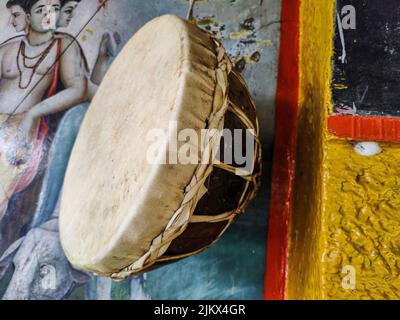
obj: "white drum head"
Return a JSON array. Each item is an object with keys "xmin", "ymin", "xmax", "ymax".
[{"xmin": 60, "ymin": 15, "xmax": 219, "ymax": 275}]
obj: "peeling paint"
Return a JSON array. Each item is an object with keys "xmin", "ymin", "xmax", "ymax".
[{"xmin": 229, "ymin": 30, "xmax": 253, "ymax": 39}]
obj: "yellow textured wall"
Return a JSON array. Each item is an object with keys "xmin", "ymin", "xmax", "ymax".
[
  {"xmin": 322, "ymin": 140, "xmax": 400, "ymax": 299},
  {"xmin": 286, "ymin": 0, "xmax": 334, "ymax": 299},
  {"xmin": 288, "ymin": 0, "xmax": 400, "ymax": 300}
]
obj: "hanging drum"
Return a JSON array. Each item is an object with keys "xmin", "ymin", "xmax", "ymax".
[{"xmin": 59, "ymin": 15, "xmax": 262, "ymax": 279}]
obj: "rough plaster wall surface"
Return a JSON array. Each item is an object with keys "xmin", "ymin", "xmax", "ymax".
[{"xmin": 322, "ymin": 140, "xmax": 400, "ymax": 299}]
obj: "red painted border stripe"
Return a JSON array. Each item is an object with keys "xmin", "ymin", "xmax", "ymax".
[
  {"xmin": 328, "ymin": 115, "xmax": 400, "ymax": 142},
  {"xmin": 264, "ymin": 0, "xmax": 300, "ymax": 300}
]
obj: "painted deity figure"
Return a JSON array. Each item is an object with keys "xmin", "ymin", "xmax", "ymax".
[
  {"xmin": 8, "ymin": 2, "xmax": 28, "ymax": 33},
  {"xmin": 0, "ymin": 0, "xmax": 116, "ymax": 227},
  {"xmin": 57, "ymin": 0, "xmax": 119, "ymax": 95},
  {"xmin": 0, "ymin": 0, "xmax": 88, "ymax": 226},
  {"xmin": 58, "ymin": 0, "xmax": 80, "ymax": 28},
  {"xmin": 0, "ymin": 0, "xmax": 126, "ymax": 299}
]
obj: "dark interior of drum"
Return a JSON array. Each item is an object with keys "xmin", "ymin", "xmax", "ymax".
[{"xmin": 161, "ymin": 69, "xmax": 261, "ymax": 260}]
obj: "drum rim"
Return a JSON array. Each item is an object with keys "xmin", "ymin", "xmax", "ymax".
[{"xmin": 60, "ymin": 16, "xmax": 262, "ymax": 278}]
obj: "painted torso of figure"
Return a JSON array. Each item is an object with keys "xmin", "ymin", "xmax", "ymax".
[
  {"xmin": 0, "ymin": 36, "xmax": 60, "ymax": 225},
  {"xmin": 0, "ymin": 38, "xmax": 59, "ymax": 115},
  {"xmin": 0, "ymin": 0, "xmax": 88, "ymax": 225},
  {"xmin": 0, "ymin": 0, "xmax": 123, "ymax": 300}
]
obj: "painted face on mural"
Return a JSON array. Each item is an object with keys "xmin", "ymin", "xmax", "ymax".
[
  {"xmin": 9, "ymin": 5, "xmax": 28, "ymax": 32},
  {"xmin": 28, "ymin": 0, "xmax": 61, "ymax": 32},
  {"xmin": 58, "ymin": 1, "xmax": 79, "ymax": 28}
]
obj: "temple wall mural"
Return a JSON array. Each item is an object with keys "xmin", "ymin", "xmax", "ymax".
[{"xmin": 0, "ymin": 0, "xmax": 280, "ymax": 300}]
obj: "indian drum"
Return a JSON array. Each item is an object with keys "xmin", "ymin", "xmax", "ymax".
[{"xmin": 59, "ymin": 15, "xmax": 262, "ymax": 279}]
